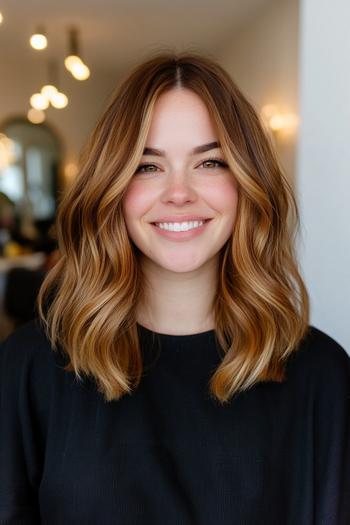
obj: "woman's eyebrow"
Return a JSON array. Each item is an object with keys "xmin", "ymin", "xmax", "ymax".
[{"xmin": 142, "ymin": 141, "xmax": 221, "ymax": 157}]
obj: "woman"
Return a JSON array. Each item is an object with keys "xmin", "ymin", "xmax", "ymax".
[{"xmin": 0, "ymin": 52, "xmax": 349, "ymax": 524}]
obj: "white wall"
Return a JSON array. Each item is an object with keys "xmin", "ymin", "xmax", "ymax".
[
  {"xmin": 297, "ymin": 0, "xmax": 350, "ymax": 352},
  {"xmin": 217, "ymin": 0, "xmax": 299, "ymax": 186}
]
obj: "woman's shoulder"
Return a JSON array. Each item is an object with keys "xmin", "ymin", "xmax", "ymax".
[
  {"xmin": 0, "ymin": 318, "xmax": 63, "ymax": 372},
  {"xmin": 293, "ymin": 325, "xmax": 349, "ymax": 365},
  {"xmin": 0, "ymin": 319, "xmax": 70, "ymax": 420},
  {"xmin": 286, "ymin": 325, "xmax": 350, "ymax": 391}
]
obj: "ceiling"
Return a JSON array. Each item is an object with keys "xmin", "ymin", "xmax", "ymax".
[{"xmin": 0, "ymin": 0, "xmax": 272, "ymax": 74}]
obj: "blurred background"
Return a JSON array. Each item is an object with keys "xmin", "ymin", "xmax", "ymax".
[{"xmin": 0, "ymin": 0, "xmax": 349, "ymax": 352}]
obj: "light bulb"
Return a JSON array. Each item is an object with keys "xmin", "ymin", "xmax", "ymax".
[
  {"xmin": 30, "ymin": 33, "xmax": 47, "ymax": 50},
  {"xmin": 41, "ymin": 84, "xmax": 58, "ymax": 100},
  {"xmin": 70, "ymin": 62, "xmax": 90, "ymax": 80},
  {"xmin": 30, "ymin": 93, "xmax": 49, "ymax": 110},
  {"xmin": 64, "ymin": 55, "xmax": 82, "ymax": 72},
  {"xmin": 27, "ymin": 108, "xmax": 45, "ymax": 124},
  {"xmin": 50, "ymin": 92, "xmax": 68, "ymax": 109}
]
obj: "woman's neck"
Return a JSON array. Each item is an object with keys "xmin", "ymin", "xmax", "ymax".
[{"xmin": 136, "ymin": 255, "xmax": 218, "ymax": 335}]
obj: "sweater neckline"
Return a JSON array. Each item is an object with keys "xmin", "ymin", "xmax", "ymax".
[{"xmin": 136, "ymin": 322, "xmax": 215, "ymax": 340}]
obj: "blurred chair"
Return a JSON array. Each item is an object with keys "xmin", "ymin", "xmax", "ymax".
[{"xmin": 3, "ymin": 267, "xmax": 45, "ymax": 328}]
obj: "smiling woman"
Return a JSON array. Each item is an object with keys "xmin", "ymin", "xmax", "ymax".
[
  {"xmin": 0, "ymin": 51, "xmax": 349, "ymax": 525},
  {"xmin": 122, "ymin": 87, "xmax": 239, "ymax": 286}
]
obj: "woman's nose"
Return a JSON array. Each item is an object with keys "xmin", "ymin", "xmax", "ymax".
[{"xmin": 160, "ymin": 173, "xmax": 198, "ymax": 205}]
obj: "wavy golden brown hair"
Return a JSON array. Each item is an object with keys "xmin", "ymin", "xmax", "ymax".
[{"xmin": 37, "ymin": 50, "xmax": 310, "ymax": 404}]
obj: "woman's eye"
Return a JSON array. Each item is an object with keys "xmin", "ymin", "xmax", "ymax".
[
  {"xmin": 135, "ymin": 158, "xmax": 228, "ymax": 174},
  {"xmin": 200, "ymin": 158, "xmax": 228, "ymax": 169},
  {"xmin": 135, "ymin": 164, "xmax": 159, "ymax": 173}
]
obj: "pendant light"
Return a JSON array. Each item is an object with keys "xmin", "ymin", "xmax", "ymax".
[
  {"xmin": 30, "ymin": 26, "xmax": 48, "ymax": 50},
  {"xmin": 64, "ymin": 27, "xmax": 90, "ymax": 80}
]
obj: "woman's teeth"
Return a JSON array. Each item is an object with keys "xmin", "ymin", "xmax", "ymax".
[{"xmin": 155, "ymin": 220, "xmax": 205, "ymax": 232}]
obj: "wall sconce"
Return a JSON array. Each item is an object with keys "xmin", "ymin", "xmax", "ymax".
[
  {"xmin": 0, "ymin": 11, "xmax": 4, "ymax": 25},
  {"xmin": 261, "ymin": 104, "xmax": 299, "ymax": 135},
  {"xmin": 30, "ymin": 26, "xmax": 48, "ymax": 50}
]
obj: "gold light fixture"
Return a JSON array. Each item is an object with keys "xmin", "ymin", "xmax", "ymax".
[
  {"xmin": 27, "ymin": 108, "xmax": 46, "ymax": 124},
  {"xmin": 39, "ymin": 60, "xmax": 69, "ymax": 109},
  {"xmin": 40, "ymin": 61, "xmax": 59, "ymax": 103},
  {"xmin": 50, "ymin": 91, "xmax": 68, "ymax": 108},
  {"xmin": 69, "ymin": 60, "xmax": 90, "ymax": 81},
  {"xmin": 30, "ymin": 93, "xmax": 50, "ymax": 110},
  {"xmin": 41, "ymin": 84, "xmax": 58, "ymax": 100},
  {"xmin": 64, "ymin": 54, "xmax": 81, "ymax": 71},
  {"xmin": 30, "ymin": 26, "xmax": 48, "ymax": 50},
  {"xmin": 64, "ymin": 28, "xmax": 90, "ymax": 80}
]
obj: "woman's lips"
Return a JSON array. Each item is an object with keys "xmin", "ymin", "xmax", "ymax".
[{"xmin": 150, "ymin": 219, "xmax": 212, "ymax": 241}]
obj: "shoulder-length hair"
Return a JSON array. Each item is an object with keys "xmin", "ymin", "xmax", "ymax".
[{"xmin": 37, "ymin": 51, "xmax": 309, "ymax": 404}]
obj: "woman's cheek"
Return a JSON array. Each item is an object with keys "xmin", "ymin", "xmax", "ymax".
[
  {"xmin": 204, "ymin": 177, "xmax": 238, "ymax": 212},
  {"xmin": 122, "ymin": 180, "xmax": 154, "ymax": 221}
]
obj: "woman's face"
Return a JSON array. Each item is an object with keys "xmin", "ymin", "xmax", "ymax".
[{"xmin": 122, "ymin": 88, "xmax": 238, "ymax": 273}]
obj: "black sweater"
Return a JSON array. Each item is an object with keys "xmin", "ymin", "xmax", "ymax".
[{"xmin": 0, "ymin": 319, "xmax": 349, "ymax": 525}]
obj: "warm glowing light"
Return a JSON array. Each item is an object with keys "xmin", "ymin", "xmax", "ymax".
[
  {"xmin": 27, "ymin": 108, "xmax": 45, "ymax": 124},
  {"xmin": 65, "ymin": 54, "xmax": 90, "ymax": 80},
  {"xmin": 269, "ymin": 113, "xmax": 299, "ymax": 131},
  {"xmin": 64, "ymin": 162, "xmax": 78, "ymax": 178},
  {"xmin": 261, "ymin": 104, "xmax": 299, "ymax": 133},
  {"xmin": 30, "ymin": 33, "xmax": 48, "ymax": 50},
  {"xmin": 0, "ymin": 12, "xmax": 3, "ymax": 24},
  {"xmin": 0, "ymin": 134, "xmax": 16, "ymax": 170},
  {"xmin": 41, "ymin": 84, "xmax": 58, "ymax": 100},
  {"xmin": 269, "ymin": 114, "xmax": 285, "ymax": 131},
  {"xmin": 281, "ymin": 113, "xmax": 299, "ymax": 129},
  {"xmin": 261, "ymin": 104, "xmax": 278, "ymax": 120},
  {"xmin": 50, "ymin": 92, "xmax": 68, "ymax": 109},
  {"xmin": 64, "ymin": 54, "xmax": 82, "ymax": 71},
  {"xmin": 70, "ymin": 62, "xmax": 90, "ymax": 80},
  {"xmin": 30, "ymin": 93, "xmax": 50, "ymax": 110}
]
